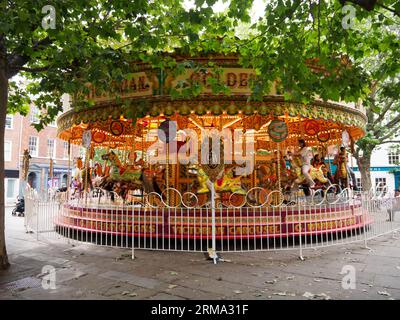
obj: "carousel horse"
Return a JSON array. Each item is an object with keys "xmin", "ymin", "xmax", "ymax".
[
  {"xmin": 256, "ymin": 159, "xmax": 297, "ymax": 192},
  {"xmin": 73, "ymin": 166, "xmax": 93, "ymax": 195},
  {"xmin": 194, "ymin": 167, "xmax": 247, "ymax": 195},
  {"xmin": 92, "ymin": 162, "xmax": 108, "ymax": 188},
  {"xmin": 101, "ymin": 151, "xmax": 143, "ymax": 185},
  {"xmin": 290, "ymin": 155, "xmax": 330, "ymax": 187},
  {"xmin": 99, "ymin": 151, "xmax": 165, "ymax": 201}
]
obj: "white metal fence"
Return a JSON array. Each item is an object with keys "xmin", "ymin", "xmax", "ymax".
[{"xmin": 23, "ymin": 186, "xmax": 400, "ymax": 260}]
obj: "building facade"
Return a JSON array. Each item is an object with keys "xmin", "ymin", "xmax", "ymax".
[
  {"xmin": 4, "ymin": 96, "xmax": 79, "ymax": 203},
  {"xmin": 351, "ymin": 143, "xmax": 400, "ymax": 193},
  {"xmin": 4, "ymin": 113, "xmax": 23, "ymax": 202}
]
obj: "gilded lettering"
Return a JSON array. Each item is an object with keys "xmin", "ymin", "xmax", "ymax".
[
  {"xmin": 226, "ymin": 73, "xmax": 237, "ymax": 87},
  {"xmin": 239, "ymin": 73, "xmax": 248, "ymax": 87}
]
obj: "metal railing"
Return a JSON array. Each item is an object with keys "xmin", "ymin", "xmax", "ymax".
[{"xmin": 24, "ymin": 186, "xmax": 400, "ymax": 261}]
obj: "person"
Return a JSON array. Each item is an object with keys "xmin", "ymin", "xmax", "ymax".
[
  {"xmin": 311, "ymin": 154, "xmax": 321, "ymax": 167},
  {"xmin": 71, "ymin": 178, "xmax": 81, "ymax": 197},
  {"xmin": 333, "ymin": 146, "xmax": 357, "ymax": 188},
  {"xmin": 295, "ymin": 139, "xmax": 315, "ymax": 189},
  {"xmin": 347, "ymin": 164, "xmax": 358, "ymax": 191},
  {"xmin": 57, "ymin": 184, "xmax": 67, "ymax": 193},
  {"xmin": 285, "ymin": 151, "xmax": 293, "ymax": 169},
  {"xmin": 319, "ymin": 156, "xmax": 332, "ymax": 182}
]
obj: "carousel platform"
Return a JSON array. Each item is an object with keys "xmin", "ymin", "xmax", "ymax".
[{"xmin": 54, "ymin": 200, "xmax": 372, "ymax": 240}]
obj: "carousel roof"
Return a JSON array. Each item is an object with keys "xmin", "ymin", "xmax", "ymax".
[{"xmin": 57, "ymin": 54, "xmax": 367, "ymax": 149}]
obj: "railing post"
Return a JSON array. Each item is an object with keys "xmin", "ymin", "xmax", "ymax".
[
  {"xmin": 298, "ymin": 198, "xmax": 304, "ymax": 260},
  {"xmin": 390, "ymin": 196, "xmax": 398, "ymax": 239},
  {"xmin": 362, "ymin": 192, "xmax": 371, "ymax": 250},
  {"xmin": 211, "ymin": 183, "xmax": 217, "ymax": 263},
  {"xmin": 131, "ymin": 206, "xmax": 135, "ymax": 260},
  {"xmin": 36, "ymin": 199, "xmax": 39, "ymax": 241},
  {"xmin": 206, "ymin": 179, "xmax": 218, "ymax": 264}
]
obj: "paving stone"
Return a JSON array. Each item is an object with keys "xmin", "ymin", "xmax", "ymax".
[
  {"xmin": 148, "ymin": 293, "xmax": 186, "ymax": 300},
  {"xmin": 99, "ymin": 271, "xmax": 161, "ymax": 289},
  {"xmin": 2, "ymin": 206, "xmax": 400, "ymax": 300},
  {"xmin": 20, "ymin": 252, "xmax": 70, "ymax": 265},
  {"xmin": 54, "ymin": 268, "xmax": 88, "ymax": 284}
]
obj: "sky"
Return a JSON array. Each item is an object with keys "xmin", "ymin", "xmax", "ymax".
[{"xmin": 183, "ymin": 0, "xmax": 267, "ymax": 23}]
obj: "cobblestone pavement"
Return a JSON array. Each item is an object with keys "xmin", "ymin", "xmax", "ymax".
[{"xmin": 1, "ymin": 208, "xmax": 400, "ymax": 300}]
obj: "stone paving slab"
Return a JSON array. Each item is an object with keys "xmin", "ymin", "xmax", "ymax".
[
  {"xmin": 99, "ymin": 271, "xmax": 161, "ymax": 289},
  {"xmin": 19, "ymin": 252, "xmax": 70, "ymax": 266},
  {"xmin": 1, "ymin": 209, "xmax": 400, "ymax": 300},
  {"xmin": 148, "ymin": 293, "xmax": 186, "ymax": 300}
]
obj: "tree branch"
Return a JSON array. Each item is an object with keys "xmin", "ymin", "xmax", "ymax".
[
  {"xmin": 6, "ymin": 37, "xmax": 53, "ymax": 78},
  {"xmin": 18, "ymin": 66, "xmax": 50, "ymax": 73},
  {"xmin": 379, "ymin": 140, "xmax": 400, "ymax": 145},
  {"xmin": 372, "ymin": 98, "xmax": 395, "ymax": 125},
  {"xmin": 377, "ymin": 3, "xmax": 400, "ymax": 18},
  {"xmin": 365, "ymin": 106, "xmax": 375, "ymax": 126},
  {"xmin": 385, "ymin": 112, "xmax": 400, "ymax": 130},
  {"xmin": 340, "ymin": 1, "xmax": 400, "ymax": 17},
  {"xmin": 379, "ymin": 123, "xmax": 400, "ymax": 142}
]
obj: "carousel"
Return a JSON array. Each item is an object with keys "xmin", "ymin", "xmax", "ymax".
[{"xmin": 55, "ymin": 54, "xmax": 371, "ymax": 241}]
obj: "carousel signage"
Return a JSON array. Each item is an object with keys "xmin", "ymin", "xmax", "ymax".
[
  {"xmin": 84, "ymin": 68, "xmax": 257, "ymax": 102},
  {"xmin": 85, "ymin": 72, "xmax": 153, "ymax": 101},
  {"xmin": 173, "ymin": 68, "xmax": 256, "ymax": 94}
]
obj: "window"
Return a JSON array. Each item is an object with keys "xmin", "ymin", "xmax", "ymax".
[
  {"xmin": 28, "ymin": 136, "xmax": 38, "ymax": 157},
  {"xmin": 30, "ymin": 106, "xmax": 40, "ymax": 123},
  {"xmin": 375, "ymin": 178, "xmax": 387, "ymax": 194},
  {"xmin": 47, "ymin": 139, "xmax": 55, "ymax": 158},
  {"xmin": 63, "ymin": 141, "xmax": 69, "ymax": 159},
  {"xmin": 388, "ymin": 150, "xmax": 400, "ymax": 165},
  {"xmin": 5, "ymin": 115, "xmax": 13, "ymax": 129},
  {"xmin": 356, "ymin": 178, "xmax": 362, "ymax": 191},
  {"xmin": 4, "ymin": 141, "xmax": 11, "ymax": 161},
  {"xmin": 6, "ymin": 179, "xmax": 16, "ymax": 198}
]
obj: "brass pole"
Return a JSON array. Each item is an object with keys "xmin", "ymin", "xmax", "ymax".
[
  {"xmin": 166, "ymin": 142, "xmax": 169, "ymax": 205},
  {"xmin": 67, "ymin": 140, "xmax": 71, "ymax": 200}
]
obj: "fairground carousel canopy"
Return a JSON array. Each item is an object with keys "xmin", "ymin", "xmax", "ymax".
[{"xmin": 57, "ymin": 53, "xmax": 367, "ymax": 151}]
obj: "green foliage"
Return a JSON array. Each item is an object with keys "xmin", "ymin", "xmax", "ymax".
[
  {"xmin": 1, "ymin": 0, "xmax": 244, "ymax": 126},
  {"xmin": 1, "ymin": 0, "xmax": 400, "ymax": 156}
]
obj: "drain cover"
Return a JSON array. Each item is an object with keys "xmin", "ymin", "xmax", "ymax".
[{"xmin": 2, "ymin": 277, "xmax": 42, "ymax": 292}]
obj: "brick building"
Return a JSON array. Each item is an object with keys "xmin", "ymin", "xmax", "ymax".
[{"xmin": 4, "ymin": 96, "xmax": 79, "ymax": 202}]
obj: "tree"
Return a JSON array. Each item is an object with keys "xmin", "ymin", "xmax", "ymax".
[
  {"xmin": 0, "ymin": 0, "xmax": 244, "ymax": 269},
  {"xmin": 230, "ymin": 0, "xmax": 399, "ymax": 190},
  {"xmin": 351, "ymin": 75, "xmax": 400, "ymax": 191},
  {"xmin": 2, "ymin": 0, "xmax": 399, "ymax": 270}
]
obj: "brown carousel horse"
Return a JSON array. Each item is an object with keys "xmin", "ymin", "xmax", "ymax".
[
  {"xmin": 256, "ymin": 157, "xmax": 295, "ymax": 191},
  {"xmin": 99, "ymin": 151, "xmax": 165, "ymax": 202}
]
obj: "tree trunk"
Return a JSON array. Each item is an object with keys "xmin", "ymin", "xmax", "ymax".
[
  {"xmin": 0, "ymin": 59, "xmax": 10, "ymax": 270},
  {"xmin": 357, "ymin": 153, "xmax": 372, "ymax": 192}
]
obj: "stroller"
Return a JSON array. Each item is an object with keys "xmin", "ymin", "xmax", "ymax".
[{"xmin": 12, "ymin": 196, "xmax": 25, "ymax": 217}]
